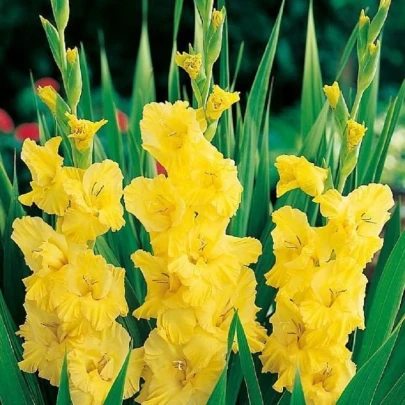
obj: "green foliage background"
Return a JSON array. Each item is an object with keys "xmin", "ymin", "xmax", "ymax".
[{"xmin": 1, "ymin": 0, "xmax": 404, "ymax": 120}]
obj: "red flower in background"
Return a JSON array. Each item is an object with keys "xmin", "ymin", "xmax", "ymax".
[
  {"xmin": 117, "ymin": 110, "xmax": 128, "ymax": 132},
  {"xmin": 15, "ymin": 123, "xmax": 40, "ymax": 142},
  {"xmin": 35, "ymin": 77, "xmax": 60, "ymax": 92},
  {"xmin": 0, "ymin": 109, "xmax": 15, "ymax": 133},
  {"xmin": 156, "ymin": 161, "xmax": 167, "ymax": 176}
]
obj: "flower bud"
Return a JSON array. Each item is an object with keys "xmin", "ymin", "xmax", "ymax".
[
  {"xmin": 358, "ymin": 40, "xmax": 380, "ymax": 93},
  {"xmin": 175, "ymin": 52, "xmax": 202, "ymax": 80},
  {"xmin": 346, "ymin": 120, "xmax": 367, "ymax": 152},
  {"xmin": 65, "ymin": 47, "xmax": 82, "ymax": 110},
  {"xmin": 323, "ymin": 82, "xmax": 340, "ymax": 109},
  {"xmin": 50, "ymin": 0, "xmax": 70, "ymax": 32},
  {"xmin": 212, "ymin": 8, "xmax": 224, "ymax": 30},
  {"xmin": 37, "ymin": 86, "xmax": 58, "ymax": 113},
  {"xmin": 368, "ymin": 1, "xmax": 390, "ymax": 44}
]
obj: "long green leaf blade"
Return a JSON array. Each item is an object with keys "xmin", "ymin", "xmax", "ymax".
[
  {"xmin": 56, "ymin": 354, "xmax": 72, "ymax": 405},
  {"xmin": 290, "ymin": 370, "xmax": 306, "ymax": 405},
  {"xmin": 236, "ymin": 316, "xmax": 264, "ymax": 405},
  {"xmin": 232, "ymin": 0, "xmax": 284, "ymax": 237},
  {"xmin": 104, "ymin": 349, "xmax": 132, "ymax": 405},
  {"xmin": 207, "ymin": 311, "xmax": 238, "ymax": 405},
  {"xmin": 338, "ymin": 320, "xmax": 403, "ymax": 404},
  {"xmin": 100, "ymin": 40, "xmax": 125, "ymax": 172},
  {"xmin": 354, "ymin": 230, "xmax": 405, "ymax": 367},
  {"xmin": 300, "ymin": 0, "xmax": 324, "ymax": 139},
  {"xmin": 0, "ymin": 292, "xmax": 32, "ymax": 405}
]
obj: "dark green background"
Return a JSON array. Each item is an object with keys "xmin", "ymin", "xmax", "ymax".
[{"xmin": 0, "ymin": 0, "xmax": 404, "ymax": 124}]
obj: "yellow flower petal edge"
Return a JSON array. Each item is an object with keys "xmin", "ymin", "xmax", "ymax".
[{"xmin": 275, "ymin": 155, "xmax": 328, "ymax": 198}]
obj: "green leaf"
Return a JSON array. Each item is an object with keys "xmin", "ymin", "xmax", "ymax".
[
  {"xmin": 40, "ymin": 16, "xmax": 63, "ymax": 72},
  {"xmin": 104, "ymin": 348, "xmax": 132, "ymax": 405},
  {"xmin": 247, "ymin": 89, "xmax": 272, "ymax": 238},
  {"xmin": 236, "ymin": 316, "xmax": 263, "ymax": 405},
  {"xmin": 225, "ymin": 354, "xmax": 243, "ymax": 405},
  {"xmin": 100, "ymin": 39, "xmax": 125, "ymax": 173},
  {"xmin": 0, "ymin": 295, "xmax": 33, "ymax": 405},
  {"xmin": 0, "ymin": 291, "xmax": 45, "ymax": 405},
  {"xmin": 277, "ymin": 392, "xmax": 292, "ymax": 405},
  {"xmin": 78, "ymin": 43, "xmax": 94, "ymax": 120},
  {"xmin": 380, "ymin": 374, "xmax": 405, "ymax": 405},
  {"xmin": 354, "ymin": 230, "xmax": 405, "ymax": 367},
  {"xmin": 168, "ymin": 0, "xmax": 183, "ymax": 102},
  {"xmin": 0, "ymin": 157, "xmax": 12, "ymax": 214},
  {"xmin": 300, "ymin": 0, "xmax": 324, "ymax": 139},
  {"xmin": 290, "ymin": 370, "xmax": 306, "ymax": 405},
  {"xmin": 338, "ymin": 320, "xmax": 403, "ymax": 404},
  {"xmin": 56, "ymin": 354, "xmax": 72, "ymax": 405},
  {"xmin": 367, "ymin": 201, "xmax": 401, "ymax": 318},
  {"xmin": 336, "ymin": 22, "xmax": 358, "ymax": 80},
  {"xmin": 207, "ymin": 311, "xmax": 238, "ymax": 405},
  {"xmin": 231, "ymin": 0, "xmax": 284, "ymax": 237},
  {"xmin": 299, "ymin": 102, "xmax": 329, "ymax": 161},
  {"xmin": 231, "ymin": 42, "xmax": 244, "ymax": 92},
  {"xmin": 373, "ymin": 79, "xmax": 405, "ymax": 182},
  {"xmin": 3, "ymin": 169, "xmax": 28, "ymax": 325},
  {"xmin": 357, "ymin": 60, "xmax": 380, "ymax": 183},
  {"xmin": 372, "ymin": 318, "xmax": 405, "ymax": 405}
]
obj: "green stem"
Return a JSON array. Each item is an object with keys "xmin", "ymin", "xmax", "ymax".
[
  {"xmin": 337, "ymin": 174, "xmax": 346, "ymax": 193},
  {"xmin": 350, "ymin": 91, "xmax": 363, "ymax": 120}
]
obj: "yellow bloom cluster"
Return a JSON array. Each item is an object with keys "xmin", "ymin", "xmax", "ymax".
[
  {"xmin": 13, "ymin": 136, "xmax": 143, "ymax": 403},
  {"xmin": 19, "ymin": 136, "xmax": 124, "ymax": 242},
  {"xmin": 124, "ymin": 100, "xmax": 267, "ymax": 403},
  {"xmin": 260, "ymin": 158, "xmax": 394, "ymax": 404}
]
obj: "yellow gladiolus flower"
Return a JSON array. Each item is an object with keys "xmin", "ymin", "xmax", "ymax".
[
  {"xmin": 54, "ymin": 250, "xmax": 128, "ymax": 332},
  {"xmin": 124, "ymin": 175, "xmax": 187, "ymax": 233},
  {"xmin": 140, "ymin": 101, "xmax": 208, "ymax": 173},
  {"xmin": 17, "ymin": 300, "xmax": 79, "ymax": 386},
  {"xmin": 19, "ymin": 137, "xmax": 72, "ymax": 215},
  {"xmin": 212, "ymin": 8, "xmax": 223, "ymax": 30},
  {"xmin": 65, "ymin": 112, "xmax": 107, "ymax": 151},
  {"xmin": 302, "ymin": 360, "xmax": 356, "ymax": 405},
  {"xmin": 275, "ymin": 155, "xmax": 328, "ymax": 198},
  {"xmin": 323, "ymin": 81, "xmax": 340, "ymax": 109},
  {"xmin": 131, "ymin": 250, "xmax": 185, "ymax": 320},
  {"xmin": 179, "ymin": 154, "xmax": 243, "ymax": 219},
  {"xmin": 300, "ymin": 258, "xmax": 367, "ymax": 333},
  {"xmin": 12, "ymin": 216, "xmax": 69, "ymax": 275},
  {"xmin": 68, "ymin": 322, "xmax": 142, "ymax": 404},
  {"xmin": 61, "ymin": 159, "xmax": 125, "ymax": 243},
  {"xmin": 37, "ymin": 85, "xmax": 58, "ymax": 113},
  {"xmin": 346, "ymin": 119, "xmax": 367, "ymax": 151},
  {"xmin": 175, "ymin": 51, "xmax": 202, "ymax": 79},
  {"xmin": 12, "ymin": 216, "xmax": 86, "ymax": 311},
  {"xmin": 206, "ymin": 85, "xmax": 240, "ymax": 120},
  {"xmin": 139, "ymin": 329, "xmax": 226, "ymax": 405},
  {"xmin": 314, "ymin": 184, "xmax": 394, "ymax": 266}
]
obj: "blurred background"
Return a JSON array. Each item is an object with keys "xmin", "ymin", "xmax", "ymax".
[{"xmin": 0, "ymin": 0, "xmax": 404, "ymax": 187}]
